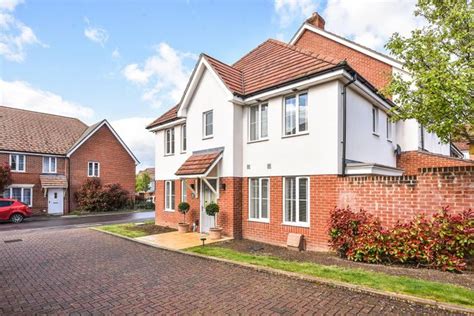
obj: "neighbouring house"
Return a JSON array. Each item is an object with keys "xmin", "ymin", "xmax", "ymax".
[
  {"xmin": 146, "ymin": 13, "xmax": 473, "ymax": 250},
  {"xmin": 453, "ymin": 140, "xmax": 472, "ymax": 160},
  {"xmin": 0, "ymin": 106, "xmax": 139, "ymax": 215},
  {"xmin": 137, "ymin": 167, "xmax": 155, "ymax": 202}
]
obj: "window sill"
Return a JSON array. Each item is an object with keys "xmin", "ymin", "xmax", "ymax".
[
  {"xmin": 164, "ymin": 209, "xmax": 175, "ymax": 212},
  {"xmin": 282, "ymin": 222, "xmax": 310, "ymax": 228},
  {"xmin": 11, "ymin": 170, "xmax": 26, "ymax": 173},
  {"xmin": 248, "ymin": 218, "xmax": 270, "ymax": 224},
  {"xmin": 164, "ymin": 153, "xmax": 175, "ymax": 157},
  {"xmin": 202, "ymin": 135, "xmax": 213, "ymax": 140},
  {"xmin": 372, "ymin": 133, "xmax": 380, "ymax": 137},
  {"xmin": 282, "ymin": 132, "xmax": 309, "ymax": 139},
  {"xmin": 87, "ymin": 175, "xmax": 100, "ymax": 178},
  {"xmin": 386, "ymin": 139, "xmax": 392, "ymax": 143},
  {"xmin": 247, "ymin": 138, "xmax": 269, "ymax": 144}
]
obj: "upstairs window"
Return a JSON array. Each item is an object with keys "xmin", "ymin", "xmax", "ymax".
[
  {"xmin": 165, "ymin": 180, "xmax": 175, "ymax": 211},
  {"xmin": 249, "ymin": 103, "xmax": 268, "ymax": 141},
  {"xmin": 203, "ymin": 110, "xmax": 213, "ymax": 138},
  {"xmin": 284, "ymin": 93, "xmax": 308, "ymax": 136},
  {"xmin": 10, "ymin": 154, "xmax": 25, "ymax": 172},
  {"xmin": 43, "ymin": 156, "xmax": 57, "ymax": 173},
  {"xmin": 181, "ymin": 124, "xmax": 187, "ymax": 152},
  {"xmin": 372, "ymin": 106, "xmax": 379, "ymax": 135},
  {"xmin": 88, "ymin": 161, "xmax": 100, "ymax": 177},
  {"xmin": 386, "ymin": 117, "xmax": 392, "ymax": 140},
  {"xmin": 165, "ymin": 128, "xmax": 175, "ymax": 155}
]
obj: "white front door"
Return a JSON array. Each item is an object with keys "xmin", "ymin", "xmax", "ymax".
[
  {"xmin": 200, "ymin": 179, "xmax": 217, "ymax": 233},
  {"xmin": 48, "ymin": 189, "xmax": 64, "ymax": 215}
]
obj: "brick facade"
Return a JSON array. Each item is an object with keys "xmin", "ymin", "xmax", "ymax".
[
  {"xmin": 397, "ymin": 150, "xmax": 474, "ymax": 175},
  {"xmin": 294, "ymin": 30, "xmax": 392, "ymax": 91}
]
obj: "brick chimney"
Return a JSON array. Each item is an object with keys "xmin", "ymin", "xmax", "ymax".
[{"xmin": 306, "ymin": 12, "xmax": 325, "ymax": 29}]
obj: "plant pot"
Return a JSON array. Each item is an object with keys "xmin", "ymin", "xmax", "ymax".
[
  {"xmin": 177, "ymin": 223, "xmax": 190, "ymax": 233},
  {"xmin": 209, "ymin": 227, "xmax": 223, "ymax": 240}
]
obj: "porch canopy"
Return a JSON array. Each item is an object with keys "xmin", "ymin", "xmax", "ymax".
[
  {"xmin": 40, "ymin": 175, "xmax": 68, "ymax": 189},
  {"xmin": 175, "ymin": 148, "xmax": 223, "ymax": 178}
]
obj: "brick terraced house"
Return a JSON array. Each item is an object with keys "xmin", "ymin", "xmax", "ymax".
[
  {"xmin": 147, "ymin": 13, "xmax": 473, "ymax": 250},
  {"xmin": 0, "ymin": 106, "xmax": 139, "ymax": 215}
]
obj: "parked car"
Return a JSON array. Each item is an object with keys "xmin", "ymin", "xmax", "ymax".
[{"xmin": 0, "ymin": 199, "xmax": 32, "ymax": 223}]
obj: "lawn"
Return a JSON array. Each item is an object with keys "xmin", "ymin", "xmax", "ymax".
[
  {"xmin": 188, "ymin": 246, "xmax": 474, "ymax": 308},
  {"xmin": 97, "ymin": 221, "xmax": 175, "ymax": 238}
]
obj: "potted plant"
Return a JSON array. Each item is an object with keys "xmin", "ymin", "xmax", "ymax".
[
  {"xmin": 177, "ymin": 202, "xmax": 190, "ymax": 233},
  {"xmin": 205, "ymin": 202, "xmax": 222, "ymax": 239}
]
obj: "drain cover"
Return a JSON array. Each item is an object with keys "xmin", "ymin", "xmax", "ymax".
[{"xmin": 4, "ymin": 239, "xmax": 22, "ymax": 243}]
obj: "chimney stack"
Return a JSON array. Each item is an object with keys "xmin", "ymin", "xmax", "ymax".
[{"xmin": 306, "ymin": 12, "xmax": 325, "ymax": 29}]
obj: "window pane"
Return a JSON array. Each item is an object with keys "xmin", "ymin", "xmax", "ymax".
[
  {"xmin": 285, "ymin": 178, "xmax": 296, "ymax": 222},
  {"xmin": 3, "ymin": 190, "xmax": 9, "ymax": 198},
  {"xmin": 11, "ymin": 155, "xmax": 17, "ymax": 170},
  {"xmin": 18, "ymin": 155, "xmax": 25, "ymax": 171},
  {"xmin": 170, "ymin": 181, "xmax": 175, "ymax": 209},
  {"xmin": 51, "ymin": 158, "xmax": 56, "ymax": 172},
  {"xmin": 206, "ymin": 111, "xmax": 213, "ymax": 136},
  {"xmin": 285, "ymin": 96, "xmax": 296, "ymax": 135},
  {"xmin": 165, "ymin": 182, "xmax": 170, "ymax": 209},
  {"xmin": 298, "ymin": 178, "xmax": 308, "ymax": 223},
  {"xmin": 182, "ymin": 125, "xmax": 187, "ymax": 151},
  {"xmin": 94, "ymin": 163, "xmax": 99, "ymax": 176},
  {"xmin": 23, "ymin": 188, "xmax": 31, "ymax": 205},
  {"xmin": 181, "ymin": 180, "xmax": 187, "ymax": 202},
  {"xmin": 43, "ymin": 157, "xmax": 48, "ymax": 172},
  {"xmin": 249, "ymin": 179, "xmax": 259, "ymax": 219},
  {"xmin": 11, "ymin": 188, "xmax": 22, "ymax": 201},
  {"xmin": 250, "ymin": 106, "xmax": 258, "ymax": 141},
  {"xmin": 298, "ymin": 94, "xmax": 308, "ymax": 132},
  {"xmin": 171, "ymin": 129, "xmax": 175, "ymax": 154},
  {"xmin": 261, "ymin": 104, "xmax": 268, "ymax": 138},
  {"xmin": 261, "ymin": 179, "xmax": 268, "ymax": 219},
  {"xmin": 88, "ymin": 163, "xmax": 92, "ymax": 176}
]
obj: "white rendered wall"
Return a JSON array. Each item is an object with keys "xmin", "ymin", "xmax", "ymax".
[{"xmin": 154, "ymin": 124, "xmax": 188, "ymax": 181}]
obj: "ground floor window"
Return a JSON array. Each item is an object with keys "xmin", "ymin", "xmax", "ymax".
[
  {"xmin": 283, "ymin": 177, "xmax": 309, "ymax": 226},
  {"xmin": 164, "ymin": 180, "xmax": 175, "ymax": 211},
  {"xmin": 3, "ymin": 187, "xmax": 33, "ymax": 207},
  {"xmin": 249, "ymin": 178, "xmax": 269, "ymax": 222}
]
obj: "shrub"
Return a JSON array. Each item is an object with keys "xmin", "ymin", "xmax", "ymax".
[
  {"xmin": 205, "ymin": 202, "xmax": 220, "ymax": 228},
  {"xmin": 75, "ymin": 179, "xmax": 129, "ymax": 213},
  {"xmin": 0, "ymin": 163, "xmax": 12, "ymax": 194},
  {"xmin": 329, "ymin": 207, "xmax": 473, "ymax": 272},
  {"xmin": 178, "ymin": 202, "xmax": 190, "ymax": 223}
]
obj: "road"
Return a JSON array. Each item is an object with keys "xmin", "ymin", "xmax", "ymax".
[{"xmin": 0, "ymin": 225, "xmax": 453, "ymax": 315}]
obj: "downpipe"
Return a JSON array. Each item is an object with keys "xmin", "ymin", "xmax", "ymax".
[{"xmin": 341, "ymin": 73, "xmax": 357, "ymax": 177}]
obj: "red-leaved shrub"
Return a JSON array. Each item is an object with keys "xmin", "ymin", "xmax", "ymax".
[
  {"xmin": 75, "ymin": 178, "xmax": 129, "ymax": 212},
  {"xmin": 329, "ymin": 207, "xmax": 473, "ymax": 272},
  {"xmin": 0, "ymin": 163, "xmax": 12, "ymax": 194}
]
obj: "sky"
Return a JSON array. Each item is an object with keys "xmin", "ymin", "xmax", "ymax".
[{"xmin": 0, "ymin": 0, "xmax": 423, "ymax": 169}]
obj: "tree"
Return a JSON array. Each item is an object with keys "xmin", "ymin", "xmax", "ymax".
[
  {"xmin": 384, "ymin": 0, "xmax": 473, "ymax": 142},
  {"xmin": 0, "ymin": 163, "xmax": 12, "ymax": 195},
  {"xmin": 135, "ymin": 172, "xmax": 151, "ymax": 192}
]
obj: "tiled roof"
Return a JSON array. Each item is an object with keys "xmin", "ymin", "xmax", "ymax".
[
  {"xmin": 454, "ymin": 141, "xmax": 470, "ymax": 151},
  {"xmin": 40, "ymin": 175, "xmax": 68, "ymax": 188},
  {"xmin": 146, "ymin": 104, "xmax": 180, "ymax": 129},
  {"xmin": 175, "ymin": 150, "xmax": 223, "ymax": 176},
  {"xmin": 0, "ymin": 106, "xmax": 88, "ymax": 155},
  {"xmin": 148, "ymin": 39, "xmax": 339, "ymax": 128}
]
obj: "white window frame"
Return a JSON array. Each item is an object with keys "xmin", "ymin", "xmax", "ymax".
[
  {"xmin": 283, "ymin": 176, "xmax": 310, "ymax": 227},
  {"xmin": 283, "ymin": 92, "xmax": 308, "ymax": 137},
  {"xmin": 4, "ymin": 187, "xmax": 33, "ymax": 207},
  {"xmin": 181, "ymin": 180, "xmax": 187, "ymax": 202},
  {"xmin": 372, "ymin": 106, "xmax": 379, "ymax": 135},
  {"xmin": 181, "ymin": 124, "xmax": 187, "ymax": 153},
  {"xmin": 248, "ymin": 103, "xmax": 269, "ymax": 142},
  {"xmin": 9, "ymin": 154, "xmax": 26, "ymax": 172},
  {"xmin": 164, "ymin": 128, "xmax": 175, "ymax": 156},
  {"xmin": 386, "ymin": 116, "xmax": 392, "ymax": 141},
  {"xmin": 248, "ymin": 178, "xmax": 270, "ymax": 223},
  {"xmin": 42, "ymin": 156, "xmax": 57, "ymax": 174},
  {"xmin": 88, "ymin": 161, "xmax": 100, "ymax": 177},
  {"xmin": 203, "ymin": 110, "xmax": 213, "ymax": 139},
  {"xmin": 164, "ymin": 180, "xmax": 175, "ymax": 211}
]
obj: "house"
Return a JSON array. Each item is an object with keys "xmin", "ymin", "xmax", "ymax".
[
  {"xmin": 453, "ymin": 140, "xmax": 472, "ymax": 160},
  {"xmin": 146, "ymin": 13, "xmax": 473, "ymax": 250},
  {"xmin": 137, "ymin": 167, "xmax": 156, "ymax": 202},
  {"xmin": 0, "ymin": 106, "xmax": 139, "ymax": 215}
]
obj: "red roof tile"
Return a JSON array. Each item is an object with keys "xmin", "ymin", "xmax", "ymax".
[
  {"xmin": 454, "ymin": 141, "xmax": 470, "ymax": 151},
  {"xmin": 175, "ymin": 150, "xmax": 222, "ymax": 176},
  {"xmin": 146, "ymin": 104, "xmax": 180, "ymax": 129}
]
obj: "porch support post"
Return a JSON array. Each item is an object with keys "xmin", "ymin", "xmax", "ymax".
[{"xmin": 202, "ymin": 178, "xmax": 218, "ymax": 196}]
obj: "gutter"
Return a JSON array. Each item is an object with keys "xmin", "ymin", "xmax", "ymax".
[{"xmin": 341, "ymin": 71, "xmax": 357, "ymax": 177}]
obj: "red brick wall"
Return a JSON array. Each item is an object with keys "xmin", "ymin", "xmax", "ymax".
[
  {"xmin": 0, "ymin": 153, "xmax": 67, "ymax": 215},
  {"xmin": 398, "ymin": 150, "xmax": 474, "ymax": 175},
  {"xmin": 294, "ymin": 30, "xmax": 392, "ymax": 90},
  {"xmin": 69, "ymin": 125, "xmax": 136, "ymax": 211}
]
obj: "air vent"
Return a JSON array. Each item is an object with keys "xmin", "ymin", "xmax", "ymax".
[
  {"xmin": 247, "ymin": 164, "xmax": 251, "ymax": 170},
  {"xmin": 267, "ymin": 163, "xmax": 272, "ymax": 169}
]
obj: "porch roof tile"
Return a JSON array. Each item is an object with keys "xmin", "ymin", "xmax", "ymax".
[
  {"xmin": 175, "ymin": 150, "xmax": 222, "ymax": 176},
  {"xmin": 40, "ymin": 175, "xmax": 68, "ymax": 188}
]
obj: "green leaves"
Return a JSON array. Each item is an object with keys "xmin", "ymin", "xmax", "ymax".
[{"xmin": 384, "ymin": 0, "xmax": 473, "ymax": 142}]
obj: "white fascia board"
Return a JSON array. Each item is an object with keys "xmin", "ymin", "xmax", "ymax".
[
  {"xmin": 6, "ymin": 184, "xmax": 35, "ymax": 188},
  {"xmin": 177, "ymin": 57, "xmax": 234, "ymax": 117},
  {"xmin": 290, "ymin": 24, "xmax": 404, "ymax": 70},
  {"xmin": 148, "ymin": 118, "xmax": 186, "ymax": 132},
  {"xmin": 0, "ymin": 151, "xmax": 64, "ymax": 158},
  {"xmin": 67, "ymin": 120, "xmax": 140, "ymax": 165},
  {"xmin": 346, "ymin": 164, "xmax": 404, "ymax": 176}
]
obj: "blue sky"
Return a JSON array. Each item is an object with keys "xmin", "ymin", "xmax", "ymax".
[{"xmin": 0, "ymin": 0, "xmax": 420, "ymax": 168}]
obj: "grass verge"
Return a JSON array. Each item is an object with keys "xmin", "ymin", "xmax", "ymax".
[
  {"xmin": 187, "ymin": 246, "xmax": 474, "ymax": 308},
  {"xmin": 97, "ymin": 221, "xmax": 174, "ymax": 238}
]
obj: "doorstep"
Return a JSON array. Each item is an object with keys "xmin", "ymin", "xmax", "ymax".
[{"xmin": 136, "ymin": 231, "xmax": 232, "ymax": 250}]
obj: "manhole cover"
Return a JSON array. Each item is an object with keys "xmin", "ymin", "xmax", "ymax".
[{"xmin": 4, "ymin": 239, "xmax": 22, "ymax": 243}]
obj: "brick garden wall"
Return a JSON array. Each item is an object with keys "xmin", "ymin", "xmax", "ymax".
[{"xmin": 397, "ymin": 150, "xmax": 474, "ymax": 175}]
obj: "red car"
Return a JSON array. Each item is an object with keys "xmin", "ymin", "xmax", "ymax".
[{"xmin": 0, "ymin": 198, "xmax": 32, "ymax": 223}]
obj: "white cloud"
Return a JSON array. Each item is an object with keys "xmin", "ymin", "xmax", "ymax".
[
  {"xmin": 274, "ymin": 0, "xmax": 317, "ymax": 28},
  {"xmin": 84, "ymin": 17, "xmax": 109, "ymax": 47},
  {"xmin": 0, "ymin": 79, "xmax": 94, "ymax": 121},
  {"xmin": 112, "ymin": 48, "xmax": 120, "ymax": 59},
  {"xmin": 322, "ymin": 0, "xmax": 424, "ymax": 52},
  {"xmin": 110, "ymin": 117, "xmax": 156, "ymax": 168},
  {"xmin": 122, "ymin": 42, "xmax": 197, "ymax": 108},
  {"xmin": 0, "ymin": 1, "xmax": 45, "ymax": 62}
]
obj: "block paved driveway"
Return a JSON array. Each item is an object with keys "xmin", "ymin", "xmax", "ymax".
[{"xmin": 0, "ymin": 228, "xmax": 454, "ymax": 315}]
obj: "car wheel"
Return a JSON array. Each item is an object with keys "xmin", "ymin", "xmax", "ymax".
[{"xmin": 10, "ymin": 213, "xmax": 24, "ymax": 224}]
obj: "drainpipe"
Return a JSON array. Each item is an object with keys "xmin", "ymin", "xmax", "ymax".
[
  {"xmin": 67, "ymin": 157, "xmax": 71, "ymax": 214},
  {"xmin": 341, "ymin": 73, "xmax": 357, "ymax": 176}
]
